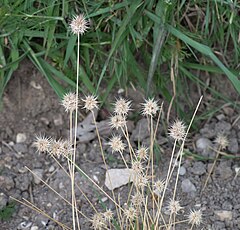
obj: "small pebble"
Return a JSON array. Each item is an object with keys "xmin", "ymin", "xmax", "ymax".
[
  {"xmin": 53, "ymin": 115, "xmax": 63, "ymax": 126},
  {"xmin": 179, "ymin": 166, "xmax": 186, "ymax": 176},
  {"xmin": 181, "ymin": 179, "xmax": 196, "ymax": 193},
  {"xmin": 228, "ymin": 138, "xmax": 239, "ymax": 154},
  {"xmin": 32, "ymin": 169, "xmax": 44, "ymax": 184},
  {"xmin": 196, "ymin": 137, "xmax": 212, "ymax": 150},
  {"xmin": 0, "ymin": 193, "xmax": 8, "ymax": 209},
  {"xmin": 16, "ymin": 133, "xmax": 27, "ymax": 143},
  {"xmin": 191, "ymin": 161, "xmax": 206, "ymax": 175}
]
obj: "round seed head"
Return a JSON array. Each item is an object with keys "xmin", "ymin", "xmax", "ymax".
[
  {"xmin": 153, "ymin": 179, "xmax": 165, "ymax": 195},
  {"xmin": 34, "ymin": 135, "xmax": 51, "ymax": 153},
  {"xmin": 108, "ymin": 135, "xmax": 125, "ymax": 153},
  {"xmin": 131, "ymin": 160, "xmax": 144, "ymax": 175},
  {"xmin": 48, "ymin": 139, "xmax": 66, "ymax": 158},
  {"xmin": 82, "ymin": 95, "xmax": 98, "ymax": 111},
  {"xmin": 109, "ymin": 114, "xmax": 126, "ymax": 130},
  {"xmin": 123, "ymin": 206, "xmax": 137, "ymax": 221},
  {"xmin": 61, "ymin": 92, "xmax": 78, "ymax": 112},
  {"xmin": 141, "ymin": 98, "xmax": 159, "ymax": 116},
  {"xmin": 131, "ymin": 193, "xmax": 144, "ymax": 207},
  {"xmin": 70, "ymin": 14, "xmax": 89, "ymax": 35},
  {"xmin": 188, "ymin": 209, "xmax": 203, "ymax": 226},
  {"xmin": 136, "ymin": 146, "xmax": 148, "ymax": 161},
  {"xmin": 113, "ymin": 98, "xmax": 131, "ymax": 115},
  {"xmin": 215, "ymin": 134, "xmax": 229, "ymax": 150},
  {"xmin": 133, "ymin": 173, "xmax": 148, "ymax": 188},
  {"xmin": 169, "ymin": 119, "xmax": 186, "ymax": 141},
  {"xmin": 167, "ymin": 199, "xmax": 183, "ymax": 215},
  {"xmin": 91, "ymin": 213, "xmax": 106, "ymax": 230},
  {"xmin": 103, "ymin": 209, "xmax": 113, "ymax": 222}
]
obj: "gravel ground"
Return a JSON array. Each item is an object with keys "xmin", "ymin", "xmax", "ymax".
[{"xmin": 0, "ymin": 60, "xmax": 239, "ymax": 230}]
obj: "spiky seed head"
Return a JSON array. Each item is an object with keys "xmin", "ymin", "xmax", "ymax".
[
  {"xmin": 169, "ymin": 119, "xmax": 186, "ymax": 141},
  {"xmin": 70, "ymin": 14, "xmax": 89, "ymax": 35},
  {"xmin": 109, "ymin": 114, "xmax": 126, "ymax": 130},
  {"xmin": 136, "ymin": 146, "xmax": 148, "ymax": 161},
  {"xmin": 167, "ymin": 199, "xmax": 183, "ymax": 215},
  {"xmin": 103, "ymin": 209, "xmax": 113, "ymax": 222},
  {"xmin": 48, "ymin": 139, "xmax": 66, "ymax": 158},
  {"xmin": 132, "ymin": 160, "xmax": 144, "ymax": 175},
  {"xmin": 133, "ymin": 173, "xmax": 148, "ymax": 188},
  {"xmin": 215, "ymin": 134, "xmax": 229, "ymax": 150},
  {"xmin": 34, "ymin": 135, "xmax": 51, "ymax": 153},
  {"xmin": 131, "ymin": 193, "xmax": 144, "ymax": 207},
  {"xmin": 62, "ymin": 140, "xmax": 73, "ymax": 157},
  {"xmin": 113, "ymin": 98, "xmax": 131, "ymax": 115},
  {"xmin": 123, "ymin": 206, "xmax": 137, "ymax": 221},
  {"xmin": 141, "ymin": 98, "xmax": 159, "ymax": 116},
  {"xmin": 61, "ymin": 92, "xmax": 78, "ymax": 112},
  {"xmin": 153, "ymin": 179, "xmax": 165, "ymax": 195},
  {"xmin": 108, "ymin": 135, "xmax": 125, "ymax": 153},
  {"xmin": 82, "ymin": 95, "xmax": 98, "ymax": 111},
  {"xmin": 91, "ymin": 213, "xmax": 106, "ymax": 230},
  {"xmin": 188, "ymin": 209, "xmax": 203, "ymax": 226}
]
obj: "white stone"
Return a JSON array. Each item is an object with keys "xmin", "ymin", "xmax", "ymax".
[
  {"xmin": 16, "ymin": 133, "xmax": 27, "ymax": 143},
  {"xmin": 214, "ymin": 210, "xmax": 232, "ymax": 221},
  {"xmin": 105, "ymin": 168, "xmax": 136, "ymax": 190},
  {"xmin": 31, "ymin": 226, "xmax": 39, "ymax": 230}
]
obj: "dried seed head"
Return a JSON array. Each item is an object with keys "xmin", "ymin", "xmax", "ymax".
[
  {"xmin": 61, "ymin": 92, "xmax": 78, "ymax": 112},
  {"xmin": 103, "ymin": 209, "xmax": 113, "ymax": 222},
  {"xmin": 82, "ymin": 95, "xmax": 98, "ymax": 111},
  {"xmin": 109, "ymin": 114, "xmax": 126, "ymax": 130},
  {"xmin": 91, "ymin": 213, "xmax": 106, "ymax": 230},
  {"xmin": 136, "ymin": 146, "xmax": 148, "ymax": 161},
  {"xmin": 133, "ymin": 173, "xmax": 148, "ymax": 188},
  {"xmin": 153, "ymin": 179, "xmax": 165, "ymax": 195},
  {"xmin": 108, "ymin": 135, "xmax": 125, "ymax": 153},
  {"xmin": 48, "ymin": 139, "xmax": 66, "ymax": 158},
  {"xmin": 132, "ymin": 160, "xmax": 144, "ymax": 175},
  {"xmin": 70, "ymin": 14, "xmax": 89, "ymax": 35},
  {"xmin": 113, "ymin": 98, "xmax": 131, "ymax": 115},
  {"xmin": 215, "ymin": 134, "xmax": 229, "ymax": 150},
  {"xmin": 34, "ymin": 135, "xmax": 51, "ymax": 153},
  {"xmin": 61, "ymin": 140, "xmax": 73, "ymax": 157},
  {"xmin": 131, "ymin": 193, "xmax": 144, "ymax": 207},
  {"xmin": 169, "ymin": 119, "xmax": 186, "ymax": 141},
  {"xmin": 123, "ymin": 206, "xmax": 137, "ymax": 221},
  {"xmin": 141, "ymin": 98, "xmax": 159, "ymax": 116},
  {"xmin": 167, "ymin": 199, "xmax": 183, "ymax": 215},
  {"xmin": 188, "ymin": 209, "xmax": 203, "ymax": 226}
]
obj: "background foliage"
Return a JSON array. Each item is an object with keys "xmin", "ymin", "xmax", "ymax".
[{"xmin": 1, "ymin": 0, "xmax": 240, "ymax": 117}]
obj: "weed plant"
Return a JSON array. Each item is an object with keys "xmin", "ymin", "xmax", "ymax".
[{"xmin": 10, "ymin": 14, "xmax": 207, "ymax": 229}]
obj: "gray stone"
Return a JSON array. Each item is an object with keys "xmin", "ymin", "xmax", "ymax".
[
  {"xmin": 228, "ymin": 138, "xmax": 239, "ymax": 154},
  {"xmin": 0, "ymin": 193, "xmax": 8, "ymax": 210},
  {"xmin": 131, "ymin": 118, "xmax": 150, "ymax": 141},
  {"xmin": 32, "ymin": 169, "xmax": 44, "ymax": 184},
  {"xmin": 181, "ymin": 179, "xmax": 196, "ymax": 193},
  {"xmin": 179, "ymin": 166, "xmax": 186, "ymax": 176},
  {"xmin": 191, "ymin": 161, "xmax": 206, "ymax": 175},
  {"xmin": 13, "ymin": 143, "xmax": 28, "ymax": 153},
  {"xmin": 215, "ymin": 121, "xmax": 231, "ymax": 134},
  {"xmin": 0, "ymin": 175, "xmax": 15, "ymax": 190},
  {"xmin": 216, "ymin": 162, "xmax": 233, "ymax": 180},
  {"xmin": 196, "ymin": 137, "xmax": 212, "ymax": 150}
]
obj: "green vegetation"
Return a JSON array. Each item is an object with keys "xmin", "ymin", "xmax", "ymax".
[
  {"xmin": 0, "ymin": 201, "xmax": 15, "ymax": 221},
  {"xmin": 1, "ymin": 0, "xmax": 240, "ymax": 115}
]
